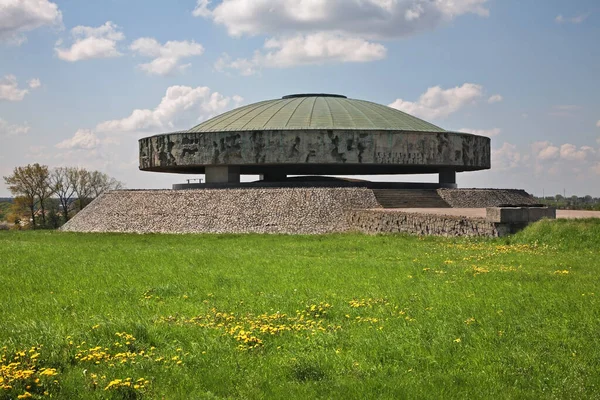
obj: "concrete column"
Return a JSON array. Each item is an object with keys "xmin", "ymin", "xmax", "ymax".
[
  {"xmin": 205, "ymin": 166, "xmax": 240, "ymax": 183},
  {"xmin": 439, "ymin": 169, "xmax": 456, "ymax": 185}
]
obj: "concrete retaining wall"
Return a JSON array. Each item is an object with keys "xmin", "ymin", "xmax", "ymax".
[
  {"xmin": 437, "ymin": 189, "xmax": 538, "ymax": 208},
  {"xmin": 347, "ymin": 209, "xmax": 510, "ymax": 237}
]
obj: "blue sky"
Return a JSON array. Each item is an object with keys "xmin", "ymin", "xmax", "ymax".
[{"xmin": 1, "ymin": 0, "xmax": 599, "ymax": 196}]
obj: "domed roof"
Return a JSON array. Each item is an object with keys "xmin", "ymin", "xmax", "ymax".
[{"xmin": 187, "ymin": 94, "xmax": 445, "ymax": 133}]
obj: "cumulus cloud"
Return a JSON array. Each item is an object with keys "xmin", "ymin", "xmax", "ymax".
[
  {"xmin": 459, "ymin": 128, "xmax": 501, "ymax": 137},
  {"xmin": 216, "ymin": 33, "xmax": 386, "ymax": 75},
  {"xmin": 592, "ymin": 163, "xmax": 600, "ymax": 176},
  {"xmin": 559, "ymin": 143, "xmax": 595, "ymax": 162},
  {"xmin": 533, "ymin": 141, "xmax": 595, "ymax": 163},
  {"xmin": 55, "ymin": 129, "xmax": 100, "ymax": 150},
  {"xmin": 96, "ymin": 85, "xmax": 244, "ymax": 133},
  {"xmin": 555, "ymin": 13, "xmax": 589, "ymax": 24},
  {"xmin": 194, "ymin": 0, "xmax": 489, "ymax": 39},
  {"xmin": 487, "ymin": 94, "xmax": 503, "ymax": 103},
  {"xmin": 0, "ymin": 118, "xmax": 30, "ymax": 137},
  {"xmin": 533, "ymin": 141, "xmax": 560, "ymax": 161},
  {"xmin": 0, "ymin": 0, "xmax": 62, "ymax": 45},
  {"xmin": 0, "ymin": 74, "xmax": 41, "ymax": 101},
  {"xmin": 388, "ymin": 83, "xmax": 483, "ymax": 120},
  {"xmin": 130, "ymin": 38, "xmax": 204, "ymax": 76},
  {"xmin": 55, "ymin": 21, "xmax": 124, "ymax": 62},
  {"xmin": 596, "ymin": 120, "xmax": 600, "ymax": 128},
  {"xmin": 492, "ymin": 142, "xmax": 521, "ymax": 171}
]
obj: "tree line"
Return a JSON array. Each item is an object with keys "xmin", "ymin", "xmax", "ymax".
[{"xmin": 3, "ymin": 164, "xmax": 123, "ymax": 229}]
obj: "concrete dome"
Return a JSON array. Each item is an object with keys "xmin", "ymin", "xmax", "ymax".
[
  {"xmin": 188, "ymin": 94, "xmax": 445, "ymax": 133},
  {"xmin": 139, "ymin": 94, "xmax": 491, "ymax": 187}
]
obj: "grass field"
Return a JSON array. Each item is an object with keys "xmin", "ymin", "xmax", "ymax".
[{"xmin": 1, "ymin": 220, "xmax": 599, "ymax": 399}]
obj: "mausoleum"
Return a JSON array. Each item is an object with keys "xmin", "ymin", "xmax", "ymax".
[{"xmin": 139, "ymin": 94, "xmax": 491, "ymax": 188}]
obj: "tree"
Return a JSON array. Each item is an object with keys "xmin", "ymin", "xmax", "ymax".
[
  {"xmin": 5, "ymin": 164, "xmax": 123, "ymax": 229},
  {"xmin": 89, "ymin": 170, "xmax": 124, "ymax": 197},
  {"xmin": 3, "ymin": 164, "xmax": 40, "ymax": 228},
  {"xmin": 51, "ymin": 167, "xmax": 77, "ymax": 222},
  {"xmin": 7, "ymin": 197, "xmax": 31, "ymax": 229},
  {"xmin": 69, "ymin": 168, "xmax": 95, "ymax": 211},
  {"xmin": 69, "ymin": 168, "xmax": 123, "ymax": 211},
  {"xmin": 32, "ymin": 164, "xmax": 53, "ymax": 226}
]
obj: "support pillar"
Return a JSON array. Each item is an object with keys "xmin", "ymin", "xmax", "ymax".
[
  {"xmin": 205, "ymin": 166, "xmax": 240, "ymax": 183},
  {"xmin": 439, "ymin": 169, "xmax": 456, "ymax": 187}
]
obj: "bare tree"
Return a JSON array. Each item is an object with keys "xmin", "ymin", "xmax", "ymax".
[
  {"xmin": 32, "ymin": 164, "xmax": 53, "ymax": 226},
  {"xmin": 68, "ymin": 168, "xmax": 124, "ymax": 211},
  {"xmin": 89, "ymin": 170, "xmax": 124, "ymax": 198},
  {"xmin": 69, "ymin": 168, "xmax": 94, "ymax": 211},
  {"xmin": 51, "ymin": 167, "xmax": 77, "ymax": 222}
]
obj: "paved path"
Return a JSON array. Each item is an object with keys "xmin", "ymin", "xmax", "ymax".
[{"xmin": 376, "ymin": 208, "xmax": 600, "ymax": 219}]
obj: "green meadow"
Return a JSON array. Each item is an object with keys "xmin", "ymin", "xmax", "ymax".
[{"xmin": 1, "ymin": 220, "xmax": 599, "ymax": 399}]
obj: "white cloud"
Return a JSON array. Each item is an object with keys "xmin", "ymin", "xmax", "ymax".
[
  {"xmin": 533, "ymin": 141, "xmax": 560, "ymax": 161},
  {"xmin": 0, "ymin": 0, "xmax": 62, "ymax": 45},
  {"xmin": 533, "ymin": 141, "xmax": 594, "ymax": 163},
  {"xmin": 0, "ymin": 75, "xmax": 30, "ymax": 101},
  {"xmin": 96, "ymin": 85, "xmax": 244, "ymax": 133},
  {"xmin": 592, "ymin": 163, "xmax": 600, "ymax": 176},
  {"xmin": 28, "ymin": 78, "xmax": 41, "ymax": 88},
  {"xmin": 55, "ymin": 129, "xmax": 100, "ymax": 150},
  {"xmin": 0, "ymin": 118, "xmax": 30, "ymax": 137},
  {"xmin": 55, "ymin": 21, "xmax": 124, "ymax": 62},
  {"xmin": 492, "ymin": 142, "xmax": 521, "ymax": 171},
  {"xmin": 216, "ymin": 33, "xmax": 386, "ymax": 75},
  {"xmin": 596, "ymin": 120, "xmax": 600, "ymax": 128},
  {"xmin": 194, "ymin": 0, "xmax": 489, "ymax": 39},
  {"xmin": 192, "ymin": 0, "xmax": 212, "ymax": 17},
  {"xmin": 559, "ymin": 144, "xmax": 595, "ymax": 162},
  {"xmin": 459, "ymin": 128, "xmax": 501, "ymax": 138},
  {"xmin": 388, "ymin": 83, "xmax": 483, "ymax": 120},
  {"xmin": 487, "ymin": 94, "xmax": 503, "ymax": 103},
  {"xmin": 130, "ymin": 38, "xmax": 204, "ymax": 76},
  {"xmin": 555, "ymin": 13, "xmax": 589, "ymax": 24}
]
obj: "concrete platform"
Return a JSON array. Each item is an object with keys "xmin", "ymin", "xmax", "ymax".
[{"xmin": 381, "ymin": 208, "xmax": 600, "ymax": 219}]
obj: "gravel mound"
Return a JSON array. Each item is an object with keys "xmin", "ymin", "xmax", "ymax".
[
  {"xmin": 60, "ymin": 188, "xmax": 380, "ymax": 234},
  {"xmin": 438, "ymin": 189, "xmax": 538, "ymax": 208}
]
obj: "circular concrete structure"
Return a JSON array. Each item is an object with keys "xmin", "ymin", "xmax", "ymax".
[{"xmin": 139, "ymin": 94, "xmax": 490, "ymax": 186}]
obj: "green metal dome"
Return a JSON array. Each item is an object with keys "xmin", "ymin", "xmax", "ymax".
[{"xmin": 188, "ymin": 94, "xmax": 445, "ymax": 133}]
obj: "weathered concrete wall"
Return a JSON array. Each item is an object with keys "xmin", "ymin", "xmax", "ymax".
[
  {"xmin": 347, "ymin": 209, "xmax": 510, "ymax": 237},
  {"xmin": 437, "ymin": 189, "xmax": 538, "ymax": 208},
  {"xmin": 61, "ymin": 188, "xmax": 380, "ymax": 235},
  {"xmin": 139, "ymin": 130, "xmax": 490, "ymax": 175},
  {"xmin": 486, "ymin": 207, "xmax": 556, "ymax": 223}
]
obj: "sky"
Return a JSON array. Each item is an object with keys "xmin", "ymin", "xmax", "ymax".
[{"xmin": 1, "ymin": 0, "xmax": 599, "ymax": 197}]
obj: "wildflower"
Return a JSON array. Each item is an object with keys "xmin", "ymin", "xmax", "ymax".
[
  {"xmin": 454, "ymin": 338, "xmax": 461, "ymax": 343},
  {"xmin": 39, "ymin": 368, "xmax": 58, "ymax": 376}
]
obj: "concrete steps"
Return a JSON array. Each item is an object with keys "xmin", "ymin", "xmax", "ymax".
[{"xmin": 372, "ymin": 189, "xmax": 451, "ymax": 209}]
